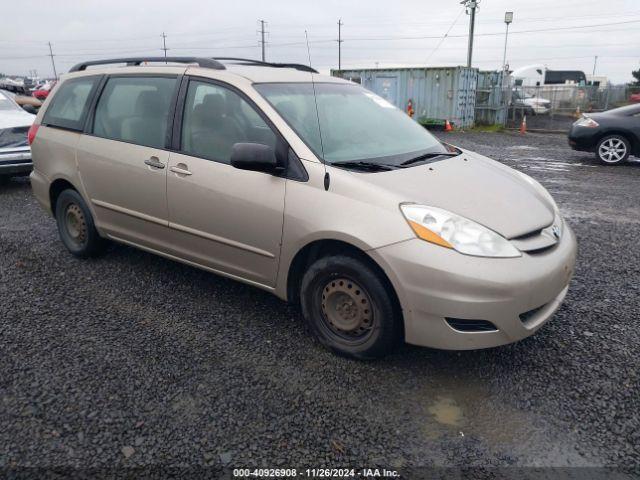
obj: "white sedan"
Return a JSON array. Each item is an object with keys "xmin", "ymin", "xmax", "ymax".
[
  {"xmin": 512, "ymin": 89, "xmax": 551, "ymax": 115},
  {"xmin": 0, "ymin": 89, "xmax": 35, "ymax": 181}
]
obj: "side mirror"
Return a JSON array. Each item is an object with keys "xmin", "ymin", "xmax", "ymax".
[{"xmin": 230, "ymin": 143, "xmax": 283, "ymax": 174}]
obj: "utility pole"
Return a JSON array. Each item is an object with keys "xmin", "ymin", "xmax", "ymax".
[
  {"xmin": 462, "ymin": 0, "xmax": 479, "ymax": 68},
  {"xmin": 161, "ymin": 32, "xmax": 168, "ymax": 63},
  {"xmin": 502, "ymin": 11, "xmax": 513, "ymax": 71},
  {"xmin": 337, "ymin": 19, "xmax": 344, "ymax": 71},
  {"xmin": 47, "ymin": 42, "xmax": 58, "ymax": 80},
  {"xmin": 592, "ymin": 55, "xmax": 598, "ymax": 76},
  {"xmin": 259, "ymin": 20, "xmax": 267, "ymax": 62}
]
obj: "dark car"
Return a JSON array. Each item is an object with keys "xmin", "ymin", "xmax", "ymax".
[{"xmin": 568, "ymin": 104, "xmax": 640, "ymax": 165}]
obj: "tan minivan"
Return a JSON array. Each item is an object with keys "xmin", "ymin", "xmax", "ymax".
[{"xmin": 29, "ymin": 57, "xmax": 577, "ymax": 359}]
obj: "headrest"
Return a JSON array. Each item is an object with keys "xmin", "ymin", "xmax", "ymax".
[
  {"xmin": 201, "ymin": 93, "xmax": 225, "ymax": 114},
  {"xmin": 135, "ymin": 90, "xmax": 164, "ymax": 116}
]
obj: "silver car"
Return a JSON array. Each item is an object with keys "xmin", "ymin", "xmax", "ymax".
[
  {"xmin": 0, "ymin": 89, "xmax": 35, "ymax": 181},
  {"xmin": 29, "ymin": 57, "xmax": 577, "ymax": 359}
]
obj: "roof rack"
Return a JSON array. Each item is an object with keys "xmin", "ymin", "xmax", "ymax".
[
  {"xmin": 214, "ymin": 57, "xmax": 318, "ymax": 74},
  {"xmin": 69, "ymin": 57, "xmax": 226, "ymax": 72}
]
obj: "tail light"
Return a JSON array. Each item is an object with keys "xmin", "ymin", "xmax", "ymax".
[{"xmin": 27, "ymin": 124, "xmax": 39, "ymax": 145}]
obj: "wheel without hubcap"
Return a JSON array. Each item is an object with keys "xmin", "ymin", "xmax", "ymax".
[
  {"xmin": 300, "ymin": 254, "xmax": 403, "ymax": 359},
  {"xmin": 321, "ymin": 278, "xmax": 374, "ymax": 342},
  {"xmin": 64, "ymin": 203, "xmax": 88, "ymax": 248},
  {"xmin": 55, "ymin": 189, "xmax": 107, "ymax": 257}
]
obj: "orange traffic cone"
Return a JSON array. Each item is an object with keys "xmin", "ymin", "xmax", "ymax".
[
  {"xmin": 519, "ymin": 115, "xmax": 527, "ymax": 135},
  {"xmin": 444, "ymin": 120, "xmax": 453, "ymax": 132}
]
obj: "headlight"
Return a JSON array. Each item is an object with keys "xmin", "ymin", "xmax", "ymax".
[
  {"xmin": 574, "ymin": 116, "xmax": 599, "ymax": 128},
  {"xmin": 400, "ymin": 204, "xmax": 521, "ymax": 258}
]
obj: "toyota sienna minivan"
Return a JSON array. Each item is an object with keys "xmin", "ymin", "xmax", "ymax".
[{"xmin": 29, "ymin": 57, "xmax": 577, "ymax": 359}]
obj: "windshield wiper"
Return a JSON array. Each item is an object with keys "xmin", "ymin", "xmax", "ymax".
[
  {"xmin": 399, "ymin": 152, "xmax": 459, "ymax": 167},
  {"xmin": 330, "ymin": 161, "xmax": 395, "ymax": 171}
]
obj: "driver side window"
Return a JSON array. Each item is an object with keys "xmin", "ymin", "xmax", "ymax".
[{"xmin": 181, "ymin": 80, "xmax": 277, "ymax": 164}]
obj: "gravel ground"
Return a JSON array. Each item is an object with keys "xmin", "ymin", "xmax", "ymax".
[{"xmin": 0, "ymin": 131, "xmax": 638, "ymax": 475}]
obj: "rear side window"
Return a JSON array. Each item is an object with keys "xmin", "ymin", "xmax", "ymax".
[
  {"xmin": 93, "ymin": 76, "xmax": 177, "ymax": 149},
  {"xmin": 180, "ymin": 80, "xmax": 277, "ymax": 164},
  {"xmin": 43, "ymin": 77, "xmax": 98, "ymax": 131}
]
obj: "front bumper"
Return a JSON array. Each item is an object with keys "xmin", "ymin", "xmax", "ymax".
[
  {"xmin": 369, "ymin": 224, "xmax": 577, "ymax": 350},
  {"xmin": 531, "ymin": 104, "xmax": 550, "ymax": 114},
  {"xmin": 568, "ymin": 127, "xmax": 598, "ymax": 152},
  {"xmin": 0, "ymin": 146, "xmax": 32, "ymax": 175}
]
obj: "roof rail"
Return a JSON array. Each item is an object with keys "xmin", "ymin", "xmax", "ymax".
[
  {"xmin": 69, "ymin": 57, "xmax": 226, "ymax": 72},
  {"xmin": 214, "ymin": 57, "xmax": 318, "ymax": 74}
]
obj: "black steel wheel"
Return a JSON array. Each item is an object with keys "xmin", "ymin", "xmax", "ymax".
[
  {"xmin": 55, "ymin": 189, "xmax": 107, "ymax": 257},
  {"xmin": 300, "ymin": 254, "xmax": 402, "ymax": 359}
]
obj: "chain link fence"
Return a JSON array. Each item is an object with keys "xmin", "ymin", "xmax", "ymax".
[{"xmin": 505, "ymin": 84, "xmax": 639, "ymax": 131}]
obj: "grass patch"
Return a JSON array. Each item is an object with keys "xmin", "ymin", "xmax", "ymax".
[{"xmin": 469, "ymin": 124, "xmax": 505, "ymax": 133}]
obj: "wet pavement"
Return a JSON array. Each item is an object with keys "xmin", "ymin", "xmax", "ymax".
[{"xmin": 0, "ymin": 131, "xmax": 638, "ymax": 473}]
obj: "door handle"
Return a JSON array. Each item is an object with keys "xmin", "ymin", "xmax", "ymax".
[
  {"xmin": 170, "ymin": 164, "xmax": 193, "ymax": 176},
  {"xmin": 144, "ymin": 157, "xmax": 165, "ymax": 169}
]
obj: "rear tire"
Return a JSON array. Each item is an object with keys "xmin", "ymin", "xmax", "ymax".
[
  {"xmin": 300, "ymin": 254, "xmax": 402, "ymax": 360},
  {"xmin": 596, "ymin": 135, "xmax": 630, "ymax": 165},
  {"xmin": 55, "ymin": 189, "xmax": 107, "ymax": 258}
]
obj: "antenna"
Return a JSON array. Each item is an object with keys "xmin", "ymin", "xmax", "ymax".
[{"xmin": 304, "ymin": 30, "xmax": 329, "ymax": 191}]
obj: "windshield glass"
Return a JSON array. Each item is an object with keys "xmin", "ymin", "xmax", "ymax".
[
  {"xmin": 0, "ymin": 91, "xmax": 21, "ymax": 111},
  {"xmin": 254, "ymin": 82, "xmax": 448, "ymax": 165}
]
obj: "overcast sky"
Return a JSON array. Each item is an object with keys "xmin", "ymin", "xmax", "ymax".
[{"xmin": 1, "ymin": 0, "xmax": 639, "ymax": 83}]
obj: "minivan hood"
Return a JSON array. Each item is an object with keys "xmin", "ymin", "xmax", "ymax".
[{"xmin": 358, "ymin": 151, "xmax": 555, "ymax": 239}]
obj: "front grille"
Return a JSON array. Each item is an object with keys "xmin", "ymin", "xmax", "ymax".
[
  {"xmin": 512, "ymin": 229, "xmax": 543, "ymax": 241},
  {"xmin": 445, "ymin": 318, "xmax": 498, "ymax": 332},
  {"xmin": 519, "ymin": 304, "xmax": 547, "ymax": 323},
  {"xmin": 510, "ymin": 227, "xmax": 558, "ymax": 253},
  {"xmin": 525, "ymin": 244, "xmax": 556, "ymax": 255}
]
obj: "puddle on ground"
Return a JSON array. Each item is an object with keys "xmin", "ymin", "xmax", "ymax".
[
  {"xmin": 418, "ymin": 374, "xmax": 599, "ymax": 466},
  {"xmin": 428, "ymin": 397, "xmax": 463, "ymax": 427}
]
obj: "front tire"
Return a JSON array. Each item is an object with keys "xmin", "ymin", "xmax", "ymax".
[
  {"xmin": 596, "ymin": 135, "xmax": 630, "ymax": 165},
  {"xmin": 55, "ymin": 189, "xmax": 107, "ymax": 257},
  {"xmin": 300, "ymin": 254, "xmax": 402, "ymax": 359}
]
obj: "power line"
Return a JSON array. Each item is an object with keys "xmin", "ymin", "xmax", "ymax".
[
  {"xmin": 2, "ymin": 11, "xmax": 640, "ymax": 48},
  {"xmin": 266, "ymin": 10, "xmax": 640, "ymax": 28},
  {"xmin": 2, "ymin": 19, "xmax": 638, "ymax": 53},
  {"xmin": 425, "ymin": 7, "xmax": 465, "ymax": 64},
  {"xmin": 308, "ymin": 19, "xmax": 640, "ymax": 43}
]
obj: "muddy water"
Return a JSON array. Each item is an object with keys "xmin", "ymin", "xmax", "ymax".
[
  {"xmin": 428, "ymin": 397, "xmax": 463, "ymax": 427},
  {"xmin": 418, "ymin": 374, "xmax": 600, "ymax": 466}
]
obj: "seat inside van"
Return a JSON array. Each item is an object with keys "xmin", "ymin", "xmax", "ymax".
[
  {"xmin": 120, "ymin": 90, "xmax": 169, "ymax": 148},
  {"xmin": 183, "ymin": 92, "xmax": 247, "ymax": 162}
]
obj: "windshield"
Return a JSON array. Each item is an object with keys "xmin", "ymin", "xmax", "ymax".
[
  {"xmin": 0, "ymin": 91, "xmax": 21, "ymax": 111},
  {"xmin": 254, "ymin": 82, "xmax": 448, "ymax": 165}
]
